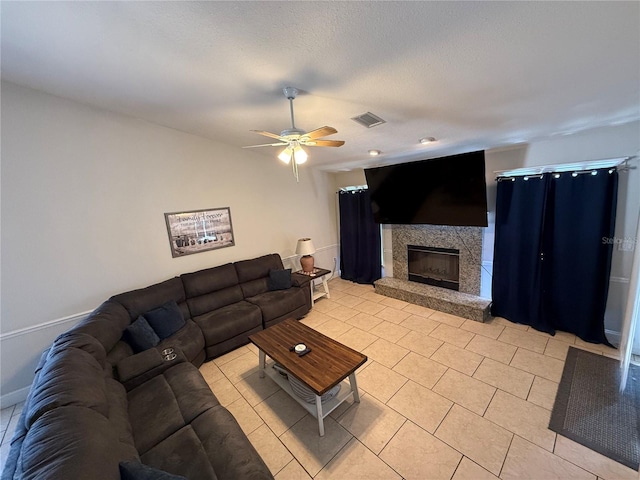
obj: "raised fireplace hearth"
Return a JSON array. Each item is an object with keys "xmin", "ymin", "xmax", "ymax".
[
  {"xmin": 374, "ymin": 277, "xmax": 491, "ymax": 322},
  {"xmin": 408, "ymin": 245, "xmax": 460, "ymax": 291}
]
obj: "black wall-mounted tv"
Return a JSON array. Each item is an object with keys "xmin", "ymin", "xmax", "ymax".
[{"xmin": 364, "ymin": 150, "xmax": 488, "ymax": 226}]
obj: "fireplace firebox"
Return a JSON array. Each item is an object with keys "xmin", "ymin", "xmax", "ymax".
[{"xmin": 407, "ymin": 245, "xmax": 460, "ymax": 291}]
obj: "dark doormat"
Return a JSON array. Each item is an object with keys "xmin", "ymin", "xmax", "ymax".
[{"xmin": 549, "ymin": 346, "xmax": 640, "ymax": 470}]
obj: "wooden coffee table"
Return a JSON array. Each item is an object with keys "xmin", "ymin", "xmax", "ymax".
[{"xmin": 248, "ymin": 318, "xmax": 367, "ymax": 436}]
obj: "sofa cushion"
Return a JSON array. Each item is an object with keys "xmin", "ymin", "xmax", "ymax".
[
  {"xmin": 72, "ymin": 300, "xmax": 131, "ymax": 354},
  {"xmin": 235, "ymin": 254, "xmax": 284, "ymax": 283},
  {"xmin": 128, "ymin": 375, "xmax": 187, "ymax": 455},
  {"xmin": 106, "ymin": 378, "xmax": 136, "ymax": 450},
  {"xmin": 246, "ymin": 288, "xmax": 308, "ymax": 323},
  {"xmin": 127, "ymin": 362, "xmax": 219, "ymax": 455},
  {"xmin": 51, "ymin": 331, "xmax": 108, "ymax": 370},
  {"xmin": 143, "ymin": 300, "xmax": 186, "ymax": 339},
  {"xmin": 235, "ymin": 254, "xmax": 284, "ymax": 298},
  {"xmin": 190, "ymin": 406, "xmax": 272, "ymax": 480},
  {"xmin": 157, "ymin": 319, "xmax": 205, "ymax": 365},
  {"xmin": 140, "ymin": 426, "xmax": 218, "ymax": 480},
  {"xmin": 182, "ymin": 263, "xmax": 245, "ymax": 316},
  {"xmin": 193, "ymin": 301, "xmax": 262, "ymax": 348},
  {"xmin": 268, "ymin": 268, "xmax": 292, "ymax": 291},
  {"xmin": 111, "ymin": 277, "xmax": 190, "ymax": 321},
  {"xmin": 162, "ymin": 363, "xmax": 221, "ymax": 418},
  {"xmin": 188, "ymin": 284, "xmax": 245, "ymax": 317},
  {"xmin": 124, "ymin": 316, "xmax": 160, "ymax": 353},
  {"xmin": 25, "ymin": 346, "xmax": 109, "ymax": 430},
  {"xmin": 141, "ymin": 406, "xmax": 272, "ymax": 480},
  {"xmin": 120, "ymin": 461, "xmax": 187, "ymax": 480},
  {"xmin": 182, "ymin": 263, "xmax": 239, "ymax": 297},
  {"xmin": 16, "ymin": 406, "xmax": 136, "ymax": 480},
  {"xmin": 107, "ymin": 340, "xmax": 135, "ymax": 367}
]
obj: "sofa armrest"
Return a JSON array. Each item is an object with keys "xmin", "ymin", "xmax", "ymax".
[
  {"xmin": 117, "ymin": 347, "xmax": 186, "ymax": 391},
  {"xmin": 291, "ymin": 272, "xmax": 312, "ymax": 288}
]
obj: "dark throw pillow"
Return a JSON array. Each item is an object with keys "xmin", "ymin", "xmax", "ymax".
[
  {"xmin": 143, "ymin": 300, "xmax": 185, "ymax": 339},
  {"xmin": 268, "ymin": 268, "xmax": 292, "ymax": 291},
  {"xmin": 123, "ymin": 316, "xmax": 160, "ymax": 353},
  {"xmin": 119, "ymin": 461, "xmax": 187, "ymax": 480}
]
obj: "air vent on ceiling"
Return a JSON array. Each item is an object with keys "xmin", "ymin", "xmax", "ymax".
[{"xmin": 351, "ymin": 112, "xmax": 386, "ymax": 128}]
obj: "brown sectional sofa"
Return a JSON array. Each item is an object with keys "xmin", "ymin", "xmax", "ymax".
[{"xmin": 2, "ymin": 253, "xmax": 312, "ymax": 480}]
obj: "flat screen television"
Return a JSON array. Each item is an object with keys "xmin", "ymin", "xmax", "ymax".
[{"xmin": 364, "ymin": 150, "xmax": 488, "ymax": 226}]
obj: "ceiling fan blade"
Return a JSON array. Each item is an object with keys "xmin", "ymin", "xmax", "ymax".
[
  {"xmin": 250, "ymin": 130, "xmax": 284, "ymax": 140},
  {"xmin": 306, "ymin": 139, "xmax": 345, "ymax": 147},
  {"xmin": 305, "ymin": 126, "xmax": 337, "ymax": 140},
  {"xmin": 242, "ymin": 142, "xmax": 288, "ymax": 148}
]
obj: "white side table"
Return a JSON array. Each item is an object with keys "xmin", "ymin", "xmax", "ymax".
[{"xmin": 295, "ymin": 267, "xmax": 331, "ymax": 306}]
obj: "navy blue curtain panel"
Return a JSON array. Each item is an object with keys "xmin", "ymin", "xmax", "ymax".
[
  {"xmin": 542, "ymin": 169, "xmax": 618, "ymax": 345},
  {"xmin": 339, "ymin": 190, "xmax": 382, "ymax": 284},
  {"xmin": 491, "ymin": 168, "xmax": 618, "ymax": 345},
  {"xmin": 491, "ymin": 175, "xmax": 553, "ymax": 333}
]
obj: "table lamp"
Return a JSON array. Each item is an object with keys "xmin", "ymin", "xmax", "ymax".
[{"xmin": 296, "ymin": 238, "xmax": 316, "ymax": 273}]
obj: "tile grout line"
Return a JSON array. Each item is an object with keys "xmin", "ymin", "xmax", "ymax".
[
  {"xmin": 368, "ymin": 418, "xmax": 409, "ymax": 480},
  {"xmin": 497, "ymin": 431, "xmax": 516, "ymax": 478},
  {"xmin": 448, "ymin": 455, "xmax": 465, "ymax": 480}
]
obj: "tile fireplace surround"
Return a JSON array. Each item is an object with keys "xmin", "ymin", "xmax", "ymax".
[{"xmin": 375, "ymin": 225, "xmax": 491, "ymax": 322}]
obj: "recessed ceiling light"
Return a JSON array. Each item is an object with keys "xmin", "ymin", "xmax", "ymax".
[
  {"xmin": 419, "ymin": 137, "xmax": 437, "ymax": 144},
  {"xmin": 368, "ymin": 149, "xmax": 381, "ymax": 156}
]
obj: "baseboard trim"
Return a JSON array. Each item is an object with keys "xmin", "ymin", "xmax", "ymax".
[
  {"xmin": 606, "ymin": 329, "xmax": 621, "ymax": 346},
  {"xmin": 610, "ymin": 277, "xmax": 630, "ymax": 284},
  {"xmin": 605, "ymin": 329, "xmax": 640, "ymax": 355},
  {"xmin": 0, "ymin": 310, "xmax": 92, "ymax": 341},
  {"xmin": 604, "ymin": 328, "xmax": 640, "ymax": 355},
  {"xmin": 0, "ymin": 386, "xmax": 30, "ymax": 408}
]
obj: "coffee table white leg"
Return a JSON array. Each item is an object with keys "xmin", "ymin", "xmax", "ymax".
[
  {"xmin": 258, "ymin": 349, "xmax": 266, "ymax": 378},
  {"xmin": 349, "ymin": 373, "xmax": 361, "ymax": 402},
  {"xmin": 315, "ymin": 395, "xmax": 325, "ymax": 436}
]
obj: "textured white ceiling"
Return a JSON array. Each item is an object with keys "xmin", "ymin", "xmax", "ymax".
[{"xmin": 2, "ymin": 1, "xmax": 639, "ymax": 171}]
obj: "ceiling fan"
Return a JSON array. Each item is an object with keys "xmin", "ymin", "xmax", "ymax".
[{"xmin": 243, "ymin": 87, "xmax": 344, "ymax": 181}]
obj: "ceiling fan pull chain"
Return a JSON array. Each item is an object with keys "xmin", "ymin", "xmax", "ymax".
[{"xmin": 292, "ymin": 156, "xmax": 299, "ymax": 182}]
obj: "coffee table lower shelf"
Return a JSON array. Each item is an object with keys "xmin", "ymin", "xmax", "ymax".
[{"xmin": 260, "ymin": 358, "xmax": 359, "ymax": 436}]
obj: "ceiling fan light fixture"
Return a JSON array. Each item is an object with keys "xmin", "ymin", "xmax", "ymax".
[
  {"xmin": 245, "ymin": 86, "xmax": 343, "ymax": 181},
  {"xmin": 278, "ymin": 147, "xmax": 292, "ymax": 164},
  {"xmin": 368, "ymin": 149, "xmax": 381, "ymax": 156},
  {"xmin": 293, "ymin": 146, "xmax": 308, "ymax": 164}
]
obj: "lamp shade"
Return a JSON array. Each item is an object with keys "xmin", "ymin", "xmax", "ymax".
[
  {"xmin": 295, "ymin": 238, "xmax": 316, "ymax": 256},
  {"xmin": 278, "ymin": 147, "xmax": 292, "ymax": 164},
  {"xmin": 293, "ymin": 146, "xmax": 308, "ymax": 164}
]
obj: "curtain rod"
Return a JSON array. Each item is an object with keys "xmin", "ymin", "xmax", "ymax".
[
  {"xmin": 494, "ymin": 156, "xmax": 635, "ymax": 179},
  {"xmin": 338, "ymin": 185, "xmax": 368, "ymax": 193}
]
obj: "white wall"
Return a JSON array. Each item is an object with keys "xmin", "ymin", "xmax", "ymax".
[{"xmin": 0, "ymin": 81, "xmax": 339, "ymax": 402}]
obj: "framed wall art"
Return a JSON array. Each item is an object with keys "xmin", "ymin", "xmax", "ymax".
[{"xmin": 164, "ymin": 207, "xmax": 235, "ymax": 257}]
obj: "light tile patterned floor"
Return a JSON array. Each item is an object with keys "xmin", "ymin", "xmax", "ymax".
[{"xmin": 1, "ymin": 277, "xmax": 638, "ymax": 479}]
